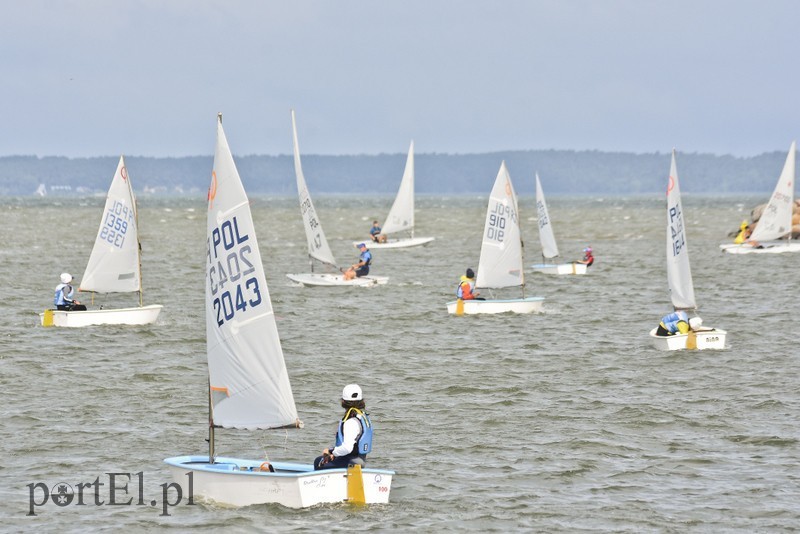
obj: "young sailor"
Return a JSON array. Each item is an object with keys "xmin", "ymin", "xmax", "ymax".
[
  {"xmin": 456, "ymin": 268, "xmax": 479, "ymax": 300},
  {"xmin": 53, "ymin": 273, "xmax": 86, "ymax": 311},
  {"xmin": 343, "ymin": 243, "xmax": 372, "ymax": 280},
  {"xmin": 656, "ymin": 311, "xmax": 702, "ymax": 336},
  {"xmin": 314, "ymin": 384, "xmax": 373, "ymax": 470}
]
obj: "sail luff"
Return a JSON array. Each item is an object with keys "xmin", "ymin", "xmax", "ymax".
[
  {"xmin": 749, "ymin": 141, "xmax": 796, "ymax": 243},
  {"xmin": 666, "ymin": 150, "xmax": 697, "ymax": 310},
  {"xmin": 535, "ymin": 173, "xmax": 560, "ymax": 260},
  {"xmin": 79, "ymin": 155, "xmax": 141, "ymax": 294},
  {"xmin": 206, "ymin": 114, "xmax": 300, "ymax": 430},
  {"xmin": 291, "ymin": 110, "xmax": 338, "ymax": 268},
  {"xmin": 381, "ymin": 141, "xmax": 415, "ymax": 236},
  {"xmin": 476, "ymin": 161, "xmax": 525, "ymax": 289}
]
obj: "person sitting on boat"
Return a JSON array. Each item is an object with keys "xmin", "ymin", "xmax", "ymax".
[
  {"xmin": 575, "ymin": 246, "xmax": 594, "ymax": 266},
  {"xmin": 314, "ymin": 384, "xmax": 373, "ymax": 470},
  {"xmin": 457, "ymin": 268, "xmax": 481, "ymax": 300},
  {"xmin": 655, "ymin": 311, "xmax": 702, "ymax": 336},
  {"xmin": 369, "ymin": 220, "xmax": 387, "ymax": 243},
  {"xmin": 733, "ymin": 220, "xmax": 751, "ymax": 244},
  {"xmin": 343, "ymin": 243, "xmax": 372, "ymax": 280},
  {"xmin": 53, "ymin": 273, "xmax": 86, "ymax": 311}
]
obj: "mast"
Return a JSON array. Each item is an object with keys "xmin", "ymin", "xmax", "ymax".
[
  {"xmin": 125, "ymin": 157, "xmax": 145, "ymax": 308},
  {"xmin": 207, "ymin": 378, "xmax": 216, "ymax": 464}
]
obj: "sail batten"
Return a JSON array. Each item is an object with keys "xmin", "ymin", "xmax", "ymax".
[
  {"xmin": 80, "ymin": 156, "xmax": 142, "ymax": 294},
  {"xmin": 666, "ymin": 150, "xmax": 697, "ymax": 311},
  {"xmin": 476, "ymin": 162, "xmax": 525, "ymax": 289},
  {"xmin": 207, "ymin": 115, "xmax": 299, "ymax": 431},
  {"xmin": 381, "ymin": 141, "xmax": 415, "ymax": 236}
]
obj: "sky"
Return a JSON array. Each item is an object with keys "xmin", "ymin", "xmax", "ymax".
[{"xmin": 2, "ymin": 0, "xmax": 799, "ymax": 158}]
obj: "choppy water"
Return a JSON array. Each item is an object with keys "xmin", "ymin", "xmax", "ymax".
[{"xmin": 1, "ymin": 194, "xmax": 798, "ymax": 532}]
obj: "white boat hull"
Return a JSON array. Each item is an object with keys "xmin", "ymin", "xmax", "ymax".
[
  {"xmin": 352, "ymin": 237, "xmax": 435, "ymax": 249},
  {"xmin": 286, "ymin": 273, "xmax": 389, "ymax": 287},
  {"xmin": 531, "ymin": 263, "xmax": 588, "ymax": 275},
  {"xmin": 719, "ymin": 241, "xmax": 800, "ymax": 254},
  {"xmin": 446, "ymin": 297, "xmax": 545, "ymax": 315},
  {"xmin": 40, "ymin": 304, "xmax": 163, "ymax": 327},
  {"xmin": 164, "ymin": 456, "xmax": 393, "ymax": 508},
  {"xmin": 648, "ymin": 327, "xmax": 727, "ymax": 350}
]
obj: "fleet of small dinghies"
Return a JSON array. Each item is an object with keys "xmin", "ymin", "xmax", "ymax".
[
  {"xmin": 720, "ymin": 141, "xmax": 799, "ymax": 254},
  {"xmin": 40, "ymin": 156, "xmax": 162, "ymax": 327},
  {"xmin": 649, "ymin": 150, "xmax": 727, "ymax": 351},
  {"xmin": 286, "ymin": 110, "xmax": 389, "ymax": 287},
  {"xmin": 352, "ymin": 140, "xmax": 434, "ymax": 249},
  {"xmin": 163, "ymin": 114, "xmax": 394, "ymax": 508},
  {"xmin": 48, "ymin": 110, "xmax": 800, "ymax": 514},
  {"xmin": 446, "ymin": 162, "xmax": 545, "ymax": 315},
  {"xmin": 530, "ymin": 173, "xmax": 588, "ymax": 275}
]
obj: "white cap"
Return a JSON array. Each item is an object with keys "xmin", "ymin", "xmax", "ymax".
[
  {"xmin": 342, "ymin": 384, "xmax": 363, "ymax": 401},
  {"xmin": 60, "ymin": 273, "xmax": 72, "ymax": 284},
  {"xmin": 689, "ymin": 317, "xmax": 703, "ymax": 330}
]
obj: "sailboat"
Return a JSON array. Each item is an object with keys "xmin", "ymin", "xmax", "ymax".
[
  {"xmin": 286, "ymin": 110, "xmax": 388, "ymax": 287},
  {"xmin": 164, "ymin": 114, "xmax": 394, "ymax": 508},
  {"xmin": 649, "ymin": 150, "xmax": 727, "ymax": 350},
  {"xmin": 530, "ymin": 173, "xmax": 588, "ymax": 275},
  {"xmin": 720, "ymin": 141, "xmax": 799, "ymax": 254},
  {"xmin": 446, "ymin": 162, "xmax": 545, "ymax": 315},
  {"xmin": 40, "ymin": 156, "xmax": 162, "ymax": 327},
  {"xmin": 351, "ymin": 141, "xmax": 434, "ymax": 249}
]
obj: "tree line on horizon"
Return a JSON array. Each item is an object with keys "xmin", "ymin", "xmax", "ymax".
[{"xmin": 0, "ymin": 149, "xmax": 790, "ymax": 197}]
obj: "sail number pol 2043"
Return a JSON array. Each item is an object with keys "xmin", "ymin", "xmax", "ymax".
[{"xmin": 207, "ymin": 216, "xmax": 262, "ymax": 327}]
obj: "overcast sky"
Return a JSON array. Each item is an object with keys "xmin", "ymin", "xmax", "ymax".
[{"xmin": 2, "ymin": 1, "xmax": 798, "ymax": 158}]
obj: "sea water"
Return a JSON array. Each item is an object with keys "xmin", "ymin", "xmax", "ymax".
[{"xmin": 1, "ymin": 194, "xmax": 798, "ymax": 531}]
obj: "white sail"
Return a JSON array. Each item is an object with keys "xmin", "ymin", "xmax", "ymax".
[
  {"xmin": 80, "ymin": 156, "xmax": 141, "ymax": 294},
  {"xmin": 206, "ymin": 114, "xmax": 299, "ymax": 430},
  {"xmin": 476, "ymin": 162, "xmax": 525, "ymax": 289},
  {"xmin": 665, "ymin": 150, "xmax": 696, "ymax": 310},
  {"xmin": 535, "ymin": 173, "xmax": 560, "ymax": 259},
  {"xmin": 291, "ymin": 109, "xmax": 337, "ymax": 268},
  {"xmin": 381, "ymin": 141, "xmax": 415, "ymax": 236},
  {"xmin": 749, "ymin": 141, "xmax": 796, "ymax": 243}
]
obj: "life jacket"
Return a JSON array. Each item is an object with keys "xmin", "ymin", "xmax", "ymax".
[
  {"xmin": 360, "ymin": 250, "xmax": 372, "ymax": 266},
  {"xmin": 584, "ymin": 252, "xmax": 594, "ymax": 266},
  {"xmin": 54, "ymin": 283, "xmax": 74, "ymax": 307},
  {"xmin": 335, "ymin": 407, "xmax": 373, "ymax": 457},
  {"xmin": 456, "ymin": 276, "xmax": 476, "ymax": 299},
  {"xmin": 660, "ymin": 311, "xmax": 689, "ymax": 334}
]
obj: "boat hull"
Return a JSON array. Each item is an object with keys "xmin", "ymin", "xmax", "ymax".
[
  {"xmin": 648, "ymin": 327, "xmax": 727, "ymax": 350},
  {"xmin": 286, "ymin": 273, "xmax": 389, "ymax": 287},
  {"xmin": 40, "ymin": 304, "xmax": 163, "ymax": 327},
  {"xmin": 164, "ymin": 456, "xmax": 393, "ymax": 508},
  {"xmin": 446, "ymin": 297, "xmax": 545, "ymax": 315},
  {"xmin": 352, "ymin": 237, "xmax": 435, "ymax": 249},
  {"xmin": 720, "ymin": 241, "xmax": 800, "ymax": 254},
  {"xmin": 531, "ymin": 263, "xmax": 588, "ymax": 275}
]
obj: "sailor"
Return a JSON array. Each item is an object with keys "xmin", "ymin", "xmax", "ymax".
[
  {"xmin": 656, "ymin": 311, "xmax": 702, "ymax": 336},
  {"xmin": 343, "ymin": 243, "xmax": 372, "ymax": 280},
  {"xmin": 53, "ymin": 273, "xmax": 86, "ymax": 311},
  {"xmin": 575, "ymin": 246, "xmax": 594, "ymax": 266},
  {"xmin": 456, "ymin": 268, "xmax": 479, "ymax": 300},
  {"xmin": 314, "ymin": 384, "xmax": 373, "ymax": 470},
  {"xmin": 369, "ymin": 220, "xmax": 387, "ymax": 243}
]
